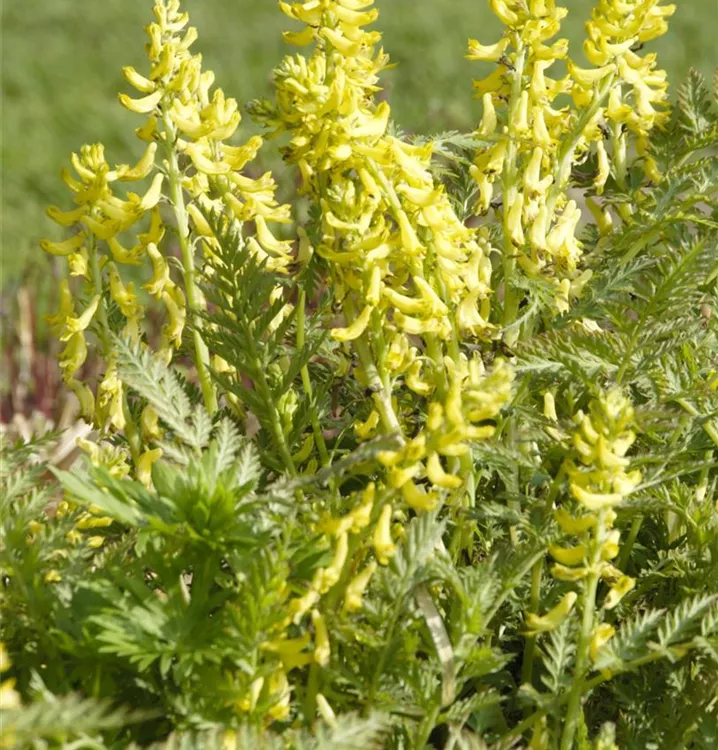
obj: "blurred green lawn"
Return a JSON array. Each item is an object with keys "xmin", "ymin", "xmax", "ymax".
[{"xmin": 2, "ymin": 0, "xmax": 715, "ymax": 285}]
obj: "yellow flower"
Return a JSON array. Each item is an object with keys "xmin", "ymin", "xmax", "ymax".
[
  {"xmin": 590, "ymin": 623, "xmax": 616, "ymax": 661},
  {"xmin": 525, "ymin": 592, "xmax": 578, "ymax": 634},
  {"xmin": 604, "ymin": 575, "xmax": 635, "ymax": 610},
  {"xmin": 343, "ymin": 561, "xmax": 377, "ymax": 613},
  {"xmin": 137, "ymin": 448, "xmax": 163, "ymax": 487},
  {"xmin": 373, "ymin": 504, "xmax": 396, "ymax": 565},
  {"xmin": 311, "ymin": 610, "xmax": 330, "ymax": 666}
]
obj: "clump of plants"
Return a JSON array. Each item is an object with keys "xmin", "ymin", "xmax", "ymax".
[{"xmin": 2, "ymin": 0, "xmax": 717, "ymax": 748}]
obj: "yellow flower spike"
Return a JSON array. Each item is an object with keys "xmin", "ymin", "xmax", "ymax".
[
  {"xmin": 355, "ymin": 410, "xmax": 380, "ymax": 440},
  {"xmin": 525, "ymin": 592, "xmax": 578, "ymax": 634},
  {"xmin": 144, "ymin": 242, "xmax": 170, "ymax": 296},
  {"xmin": 44, "ymin": 570, "xmax": 62, "ymax": 584},
  {"xmin": 137, "ymin": 448, "xmax": 163, "ymax": 487},
  {"xmin": 40, "ymin": 233, "xmax": 86, "ymax": 257},
  {"xmin": 343, "ymin": 561, "xmax": 377, "ymax": 613},
  {"xmin": 554, "ymin": 507, "xmax": 596, "ymax": 535},
  {"xmin": 590, "ymin": 623, "xmax": 616, "ymax": 662},
  {"xmin": 549, "ymin": 543, "xmax": 588, "ymax": 567},
  {"xmin": 604, "ymin": 575, "xmax": 635, "ymax": 610},
  {"xmin": 311, "ymin": 610, "xmax": 331, "ymax": 667},
  {"xmin": 331, "ymin": 304, "xmax": 373, "ymax": 342},
  {"xmin": 117, "ymin": 142, "xmax": 157, "ymax": 181},
  {"xmin": 467, "ymin": 37, "xmax": 511, "ymax": 62},
  {"xmin": 426, "ymin": 452, "xmax": 463, "ymax": 490},
  {"xmin": 570, "ymin": 483, "xmax": 623, "ymax": 511},
  {"xmin": 402, "ymin": 481, "xmax": 440, "ymax": 512},
  {"xmin": 119, "ymin": 90, "xmax": 163, "ymax": 114},
  {"xmin": 373, "ymin": 504, "xmax": 396, "ymax": 565}
]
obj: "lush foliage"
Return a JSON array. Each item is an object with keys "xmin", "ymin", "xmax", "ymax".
[{"xmin": 2, "ymin": 0, "xmax": 718, "ymax": 748}]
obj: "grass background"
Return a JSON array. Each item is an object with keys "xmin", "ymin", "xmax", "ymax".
[{"xmin": 2, "ymin": 0, "xmax": 716, "ymax": 286}]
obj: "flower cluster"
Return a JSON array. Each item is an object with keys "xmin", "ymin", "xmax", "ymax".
[
  {"xmin": 255, "ymin": 0, "xmax": 512, "ymax": 498},
  {"xmin": 527, "ymin": 390, "xmax": 641, "ymax": 640},
  {"xmin": 468, "ymin": 0, "xmax": 674, "ymax": 318},
  {"xmin": 42, "ymin": 0, "xmax": 291, "ymax": 431}
]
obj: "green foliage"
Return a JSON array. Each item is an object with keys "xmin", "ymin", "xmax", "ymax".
[{"xmin": 2, "ymin": 2, "xmax": 718, "ymax": 747}]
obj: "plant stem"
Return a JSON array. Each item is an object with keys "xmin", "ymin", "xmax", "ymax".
[
  {"xmin": 560, "ymin": 511, "xmax": 605, "ymax": 750},
  {"xmin": 617, "ymin": 515, "xmax": 643, "ymax": 572},
  {"xmin": 297, "ymin": 289, "xmax": 330, "ymax": 466},
  {"xmin": 160, "ymin": 113, "xmax": 217, "ymax": 415},
  {"xmin": 521, "ymin": 560, "xmax": 543, "ymax": 687},
  {"xmin": 501, "ymin": 45, "xmax": 526, "ymax": 345}
]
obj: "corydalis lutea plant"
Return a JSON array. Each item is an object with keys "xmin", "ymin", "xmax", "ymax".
[
  {"xmin": 251, "ymin": 0, "xmax": 513, "ymax": 521},
  {"xmin": 18, "ymin": 0, "xmax": 718, "ymax": 747},
  {"xmin": 41, "ymin": 0, "xmax": 291, "ymax": 439}
]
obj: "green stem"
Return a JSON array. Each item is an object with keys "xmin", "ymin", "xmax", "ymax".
[
  {"xmin": 521, "ymin": 465, "xmax": 565, "ymax": 686},
  {"xmin": 89, "ymin": 239, "xmax": 142, "ymax": 461},
  {"xmin": 160, "ymin": 113, "xmax": 217, "ymax": 415},
  {"xmin": 297, "ymin": 290, "xmax": 330, "ymax": 466},
  {"xmin": 617, "ymin": 515, "xmax": 642, "ymax": 572},
  {"xmin": 560, "ymin": 511, "xmax": 605, "ymax": 750},
  {"xmin": 547, "ymin": 74, "xmax": 616, "ymax": 215},
  {"xmin": 497, "ymin": 645, "xmax": 685, "ymax": 749},
  {"xmin": 521, "ymin": 560, "xmax": 543, "ymax": 687},
  {"xmin": 501, "ymin": 45, "xmax": 526, "ymax": 343}
]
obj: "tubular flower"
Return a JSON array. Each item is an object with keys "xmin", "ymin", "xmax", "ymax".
[{"xmin": 468, "ymin": 0, "xmax": 674, "ymax": 318}]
